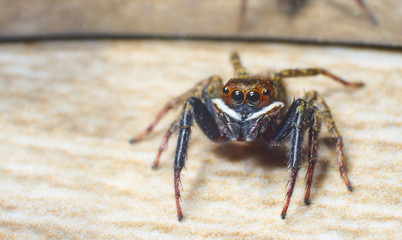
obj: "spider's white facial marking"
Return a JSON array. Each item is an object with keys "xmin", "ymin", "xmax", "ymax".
[
  {"xmin": 245, "ymin": 102, "xmax": 284, "ymax": 121},
  {"xmin": 212, "ymin": 99, "xmax": 284, "ymax": 121},
  {"xmin": 212, "ymin": 98, "xmax": 242, "ymax": 120}
]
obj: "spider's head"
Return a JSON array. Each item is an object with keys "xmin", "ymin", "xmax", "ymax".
[{"xmin": 221, "ymin": 77, "xmax": 275, "ymax": 108}]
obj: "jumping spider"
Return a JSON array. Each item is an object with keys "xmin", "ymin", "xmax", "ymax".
[{"xmin": 130, "ymin": 52, "xmax": 363, "ymax": 221}]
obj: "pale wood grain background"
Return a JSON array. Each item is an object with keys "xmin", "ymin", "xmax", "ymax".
[{"xmin": 0, "ymin": 40, "xmax": 400, "ymax": 239}]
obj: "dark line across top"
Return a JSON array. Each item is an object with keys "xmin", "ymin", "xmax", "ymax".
[{"xmin": 0, "ymin": 33, "xmax": 400, "ymax": 51}]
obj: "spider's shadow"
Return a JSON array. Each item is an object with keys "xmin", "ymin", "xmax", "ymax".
[
  {"xmin": 212, "ymin": 140, "xmax": 288, "ymax": 168},
  {"xmin": 185, "ymin": 138, "xmax": 335, "ymax": 213},
  {"xmin": 211, "ymin": 137, "xmax": 334, "ymax": 184}
]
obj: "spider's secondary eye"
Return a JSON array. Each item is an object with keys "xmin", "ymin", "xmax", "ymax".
[
  {"xmin": 246, "ymin": 90, "xmax": 261, "ymax": 105},
  {"xmin": 222, "ymin": 87, "xmax": 230, "ymax": 96},
  {"xmin": 231, "ymin": 90, "xmax": 245, "ymax": 104},
  {"xmin": 263, "ymin": 88, "xmax": 272, "ymax": 97}
]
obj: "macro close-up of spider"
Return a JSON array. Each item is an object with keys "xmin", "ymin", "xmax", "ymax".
[
  {"xmin": 0, "ymin": 0, "xmax": 400, "ymax": 238},
  {"xmin": 130, "ymin": 52, "xmax": 364, "ymax": 221}
]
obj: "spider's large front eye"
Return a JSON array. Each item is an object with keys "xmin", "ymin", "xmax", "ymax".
[
  {"xmin": 222, "ymin": 86, "xmax": 230, "ymax": 96},
  {"xmin": 231, "ymin": 90, "xmax": 245, "ymax": 104},
  {"xmin": 246, "ymin": 90, "xmax": 261, "ymax": 105}
]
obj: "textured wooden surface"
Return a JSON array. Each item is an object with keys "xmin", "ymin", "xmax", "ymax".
[
  {"xmin": 0, "ymin": 0, "xmax": 401, "ymax": 46},
  {"xmin": 0, "ymin": 40, "xmax": 401, "ymax": 239}
]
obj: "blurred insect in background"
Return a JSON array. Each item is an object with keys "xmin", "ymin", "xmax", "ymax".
[{"xmin": 238, "ymin": 0, "xmax": 377, "ymax": 30}]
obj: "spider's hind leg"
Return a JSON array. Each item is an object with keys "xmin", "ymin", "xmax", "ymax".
[
  {"xmin": 129, "ymin": 95, "xmax": 182, "ymax": 144},
  {"xmin": 145, "ymin": 75, "xmax": 223, "ymax": 169},
  {"xmin": 151, "ymin": 119, "xmax": 180, "ymax": 169},
  {"xmin": 129, "ymin": 75, "xmax": 222, "ymax": 144},
  {"xmin": 305, "ymin": 90, "xmax": 353, "ymax": 191}
]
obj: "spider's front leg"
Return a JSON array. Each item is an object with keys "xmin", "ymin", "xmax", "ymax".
[
  {"xmin": 174, "ymin": 96, "xmax": 226, "ymax": 221},
  {"xmin": 274, "ymin": 98, "xmax": 318, "ymax": 219}
]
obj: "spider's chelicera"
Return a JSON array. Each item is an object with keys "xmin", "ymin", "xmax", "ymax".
[{"xmin": 130, "ymin": 52, "xmax": 363, "ymax": 221}]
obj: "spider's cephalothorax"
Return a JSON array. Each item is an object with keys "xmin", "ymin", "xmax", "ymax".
[{"xmin": 130, "ymin": 52, "xmax": 363, "ymax": 221}]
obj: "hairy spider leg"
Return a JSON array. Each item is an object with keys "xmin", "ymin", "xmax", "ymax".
[
  {"xmin": 275, "ymin": 87, "xmax": 355, "ymax": 218},
  {"xmin": 308, "ymin": 91, "xmax": 354, "ymax": 191},
  {"xmin": 272, "ymin": 68, "xmax": 362, "ymax": 218},
  {"xmin": 231, "ymin": 52, "xmax": 250, "ymax": 79},
  {"xmin": 150, "ymin": 75, "xmax": 223, "ymax": 169},
  {"xmin": 271, "ymin": 68, "xmax": 364, "ymax": 191},
  {"xmin": 152, "ymin": 120, "xmax": 180, "ymax": 169},
  {"xmin": 174, "ymin": 97, "xmax": 228, "ymax": 221},
  {"xmin": 302, "ymin": 90, "xmax": 354, "ymax": 203},
  {"xmin": 275, "ymin": 98, "xmax": 314, "ymax": 219},
  {"xmin": 273, "ymin": 68, "xmax": 364, "ymax": 87},
  {"xmin": 304, "ymin": 104, "xmax": 321, "ymax": 205},
  {"xmin": 128, "ymin": 94, "xmax": 188, "ymax": 144},
  {"xmin": 129, "ymin": 76, "xmax": 222, "ymax": 143}
]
